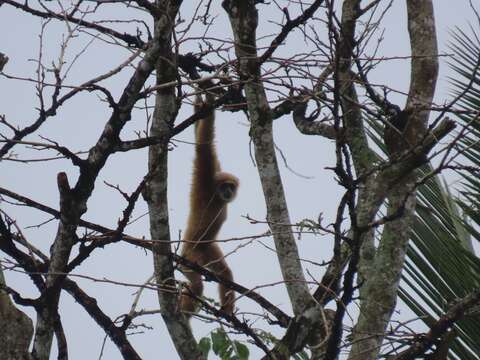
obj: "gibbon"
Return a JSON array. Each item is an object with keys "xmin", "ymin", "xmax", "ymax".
[{"xmin": 179, "ymin": 95, "xmax": 239, "ymax": 316}]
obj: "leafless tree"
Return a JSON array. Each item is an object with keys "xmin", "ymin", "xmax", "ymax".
[{"xmin": 1, "ymin": 1, "xmax": 479, "ymax": 360}]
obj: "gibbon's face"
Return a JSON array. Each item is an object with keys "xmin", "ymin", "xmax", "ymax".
[
  {"xmin": 217, "ymin": 181, "xmax": 238, "ymax": 202},
  {"xmin": 214, "ymin": 171, "xmax": 239, "ymax": 203}
]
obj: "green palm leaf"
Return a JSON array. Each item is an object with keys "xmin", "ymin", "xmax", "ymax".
[
  {"xmin": 396, "ymin": 26, "xmax": 480, "ymax": 359},
  {"xmin": 362, "ymin": 25, "xmax": 480, "ymax": 358}
]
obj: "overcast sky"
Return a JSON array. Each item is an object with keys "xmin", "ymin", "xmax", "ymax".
[{"xmin": 1, "ymin": 1, "xmax": 479, "ymax": 359}]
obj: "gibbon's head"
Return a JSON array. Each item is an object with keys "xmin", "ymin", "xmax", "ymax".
[{"xmin": 214, "ymin": 171, "xmax": 239, "ymax": 203}]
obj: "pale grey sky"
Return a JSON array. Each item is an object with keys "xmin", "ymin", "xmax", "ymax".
[{"xmin": 0, "ymin": 1, "xmax": 478, "ymax": 359}]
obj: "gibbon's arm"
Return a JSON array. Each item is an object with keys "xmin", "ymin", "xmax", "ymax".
[{"xmin": 190, "ymin": 96, "xmax": 220, "ymax": 210}]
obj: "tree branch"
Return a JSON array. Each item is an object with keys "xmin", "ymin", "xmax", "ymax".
[
  {"xmin": 348, "ymin": 1, "xmax": 439, "ymax": 358},
  {"xmin": 258, "ymin": 0, "xmax": 325, "ymax": 64},
  {"xmin": 222, "ymin": 0, "xmax": 314, "ymax": 317},
  {"xmin": 144, "ymin": 1, "xmax": 204, "ymax": 358},
  {"xmin": 62, "ymin": 279, "xmax": 141, "ymax": 360},
  {"xmin": 392, "ymin": 289, "xmax": 480, "ymax": 360}
]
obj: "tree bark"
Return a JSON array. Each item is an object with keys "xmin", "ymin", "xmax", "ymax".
[
  {"xmin": 222, "ymin": 0, "xmax": 314, "ymax": 317},
  {"xmin": 145, "ymin": 1, "xmax": 204, "ymax": 359},
  {"xmin": 0, "ymin": 267, "xmax": 33, "ymax": 360},
  {"xmin": 348, "ymin": 1, "xmax": 438, "ymax": 358}
]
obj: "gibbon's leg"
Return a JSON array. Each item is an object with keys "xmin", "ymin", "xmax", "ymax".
[
  {"xmin": 179, "ymin": 264, "xmax": 203, "ymax": 315},
  {"xmin": 179, "ymin": 243, "xmax": 236, "ymax": 315},
  {"xmin": 179, "ymin": 247, "xmax": 206, "ymax": 315},
  {"xmin": 204, "ymin": 243, "xmax": 235, "ymax": 315}
]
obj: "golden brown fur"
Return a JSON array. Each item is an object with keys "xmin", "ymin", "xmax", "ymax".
[{"xmin": 179, "ymin": 95, "xmax": 239, "ymax": 316}]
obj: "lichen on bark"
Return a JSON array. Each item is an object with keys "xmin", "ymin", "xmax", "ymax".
[{"xmin": 0, "ymin": 267, "xmax": 33, "ymax": 360}]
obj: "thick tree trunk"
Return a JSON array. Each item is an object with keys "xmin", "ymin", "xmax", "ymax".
[
  {"xmin": 348, "ymin": 1, "xmax": 439, "ymax": 358},
  {"xmin": 222, "ymin": 0, "xmax": 314, "ymax": 317},
  {"xmin": 145, "ymin": 2, "xmax": 204, "ymax": 359},
  {"xmin": 0, "ymin": 268, "xmax": 33, "ymax": 360}
]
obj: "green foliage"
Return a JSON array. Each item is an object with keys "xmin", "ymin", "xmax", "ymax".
[
  {"xmin": 199, "ymin": 328, "xmax": 250, "ymax": 360},
  {"xmin": 199, "ymin": 328, "xmax": 311, "ymax": 359},
  {"xmin": 397, "ymin": 25, "xmax": 480, "ymax": 359},
  {"xmin": 232, "ymin": 341, "xmax": 249, "ymax": 360},
  {"xmin": 199, "ymin": 337, "xmax": 212, "ymax": 357}
]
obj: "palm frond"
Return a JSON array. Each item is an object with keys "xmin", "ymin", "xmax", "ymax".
[
  {"xmin": 363, "ymin": 25, "xmax": 480, "ymax": 359},
  {"xmin": 399, "ymin": 25, "xmax": 480, "ymax": 359}
]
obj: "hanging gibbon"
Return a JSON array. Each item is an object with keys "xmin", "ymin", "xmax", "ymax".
[{"xmin": 179, "ymin": 95, "xmax": 239, "ymax": 316}]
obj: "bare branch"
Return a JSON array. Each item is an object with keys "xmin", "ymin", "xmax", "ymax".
[{"xmin": 393, "ymin": 289, "xmax": 480, "ymax": 360}]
